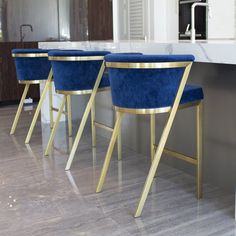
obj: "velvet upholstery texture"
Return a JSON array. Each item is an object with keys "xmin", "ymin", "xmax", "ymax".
[
  {"xmin": 12, "ymin": 49, "xmax": 51, "ymax": 81},
  {"xmin": 105, "ymin": 54, "xmax": 204, "ymax": 109},
  {"xmin": 48, "ymin": 50, "xmax": 112, "ymax": 91}
]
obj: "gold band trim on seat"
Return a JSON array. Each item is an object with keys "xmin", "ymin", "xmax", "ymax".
[
  {"xmin": 12, "ymin": 53, "xmax": 48, "ymax": 58},
  {"xmin": 48, "ymin": 56, "xmax": 105, "ymax": 61},
  {"xmin": 106, "ymin": 61, "xmax": 191, "ymax": 69},
  {"xmin": 115, "ymin": 101, "xmax": 201, "ymax": 115},
  {"xmin": 56, "ymin": 87, "xmax": 110, "ymax": 95},
  {"xmin": 18, "ymin": 80, "xmax": 43, "ymax": 85}
]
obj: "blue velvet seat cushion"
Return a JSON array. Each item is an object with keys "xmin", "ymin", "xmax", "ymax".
[
  {"xmin": 12, "ymin": 48, "xmax": 51, "ymax": 81},
  {"xmin": 105, "ymin": 54, "xmax": 203, "ymax": 109},
  {"xmin": 48, "ymin": 50, "xmax": 112, "ymax": 91}
]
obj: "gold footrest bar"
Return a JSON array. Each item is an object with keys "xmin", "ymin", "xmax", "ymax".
[
  {"xmin": 94, "ymin": 122, "xmax": 113, "ymax": 132},
  {"xmin": 153, "ymin": 145, "xmax": 197, "ymax": 165},
  {"xmin": 52, "ymin": 107, "xmax": 67, "ymax": 115}
]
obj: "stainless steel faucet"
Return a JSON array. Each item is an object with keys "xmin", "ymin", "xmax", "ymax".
[
  {"xmin": 20, "ymin": 24, "xmax": 33, "ymax": 42},
  {"xmin": 191, "ymin": 2, "xmax": 212, "ymax": 43}
]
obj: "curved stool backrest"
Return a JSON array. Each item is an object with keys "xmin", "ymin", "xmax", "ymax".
[
  {"xmin": 48, "ymin": 50, "xmax": 111, "ymax": 93},
  {"xmin": 105, "ymin": 54, "xmax": 195, "ymax": 109},
  {"xmin": 12, "ymin": 49, "xmax": 51, "ymax": 82}
]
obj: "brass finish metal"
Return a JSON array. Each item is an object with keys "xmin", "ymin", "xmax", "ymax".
[
  {"xmin": 91, "ymin": 102, "xmax": 96, "ymax": 147},
  {"xmin": 18, "ymin": 80, "xmax": 41, "ymax": 85},
  {"xmin": 44, "ymin": 95, "xmax": 67, "ymax": 156},
  {"xmin": 96, "ymin": 112, "xmax": 123, "ymax": 192},
  {"xmin": 115, "ymin": 101, "xmax": 201, "ymax": 115},
  {"xmin": 106, "ymin": 61, "xmax": 190, "ymax": 69},
  {"xmin": 10, "ymin": 84, "xmax": 30, "ymax": 135},
  {"xmin": 12, "ymin": 53, "xmax": 48, "ymax": 58},
  {"xmin": 162, "ymin": 147, "xmax": 197, "ymax": 165},
  {"xmin": 196, "ymin": 102, "xmax": 203, "ymax": 199},
  {"xmin": 56, "ymin": 87, "xmax": 110, "ymax": 95},
  {"xmin": 67, "ymin": 95, "xmax": 72, "ymax": 137},
  {"xmin": 150, "ymin": 114, "xmax": 156, "ymax": 162},
  {"xmin": 65, "ymin": 62, "xmax": 106, "ymax": 171},
  {"xmin": 49, "ymin": 80, "xmax": 54, "ymax": 129},
  {"xmin": 134, "ymin": 62, "xmax": 193, "ymax": 217},
  {"xmin": 116, "ymin": 111, "xmax": 122, "ymax": 161},
  {"xmin": 48, "ymin": 56, "xmax": 104, "ymax": 61},
  {"xmin": 94, "ymin": 122, "xmax": 113, "ymax": 132},
  {"xmin": 25, "ymin": 69, "xmax": 53, "ymax": 144}
]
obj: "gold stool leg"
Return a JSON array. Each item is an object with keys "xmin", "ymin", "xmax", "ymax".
[
  {"xmin": 10, "ymin": 84, "xmax": 30, "ymax": 135},
  {"xmin": 44, "ymin": 95, "xmax": 67, "ymax": 156},
  {"xmin": 135, "ymin": 62, "xmax": 192, "ymax": 217},
  {"xmin": 67, "ymin": 95, "xmax": 72, "ymax": 137},
  {"xmin": 49, "ymin": 80, "xmax": 54, "ymax": 129},
  {"xmin": 135, "ymin": 100, "xmax": 187, "ymax": 217},
  {"xmin": 196, "ymin": 102, "xmax": 203, "ymax": 199},
  {"xmin": 150, "ymin": 114, "xmax": 156, "ymax": 162},
  {"xmin": 117, "ymin": 111, "xmax": 122, "ymax": 161},
  {"xmin": 91, "ymin": 101, "xmax": 96, "ymax": 147},
  {"xmin": 65, "ymin": 62, "xmax": 105, "ymax": 171},
  {"xmin": 96, "ymin": 112, "xmax": 123, "ymax": 193},
  {"xmin": 25, "ymin": 70, "xmax": 53, "ymax": 144}
]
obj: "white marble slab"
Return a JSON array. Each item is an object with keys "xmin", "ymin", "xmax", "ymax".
[{"xmin": 40, "ymin": 39, "xmax": 236, "ymax": 65}]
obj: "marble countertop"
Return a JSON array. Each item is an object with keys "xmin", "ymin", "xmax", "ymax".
[{"xmin": 39, "ymin": 39, "xmax": 236, "ymax": 65}]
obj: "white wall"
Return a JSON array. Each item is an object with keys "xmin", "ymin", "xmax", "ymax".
[
  {"xmin": 154, "ymin": 0, "xmax": 179, "ymax": 41},
  {"xmin": 208, "ymin": 0, "xmax": 235, "ymax": 39}
]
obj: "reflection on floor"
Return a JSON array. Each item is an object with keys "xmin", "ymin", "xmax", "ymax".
[{"xmin": 0, "ymin": 105, "xmax": 236, "ymax": 236}]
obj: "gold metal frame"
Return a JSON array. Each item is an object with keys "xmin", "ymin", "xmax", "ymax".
[
  {"xmin": 12, "ymin": 53, "xmax": 48, "ymax": 58},
  {"xmin": 56, "ymin": 87, "xmax": 110, "ymax": 95},
  {"xmin": 106, "ymin": 61, "xmax": 190, "ymax": 69},
  {"xmin": 10, "ymin": 83, "xmax": 30, "ymax": 134},
  {"xmin": 48, "ymin": 56, "xmax": 104, "ymax": 61},
  {"xmin": 10, "ymin": 74, "xmax": 51, "ymax": 135},
  {"xmin": 18, "ymin": 80, "xmax": 42, "ymax": 85},
  {"xmin": 96, "ymin": 61, "xmax": 203, "ymax": 218},
  {"xmin": 115, "ymin": 101, "xmax": 201, "ymax": 115}
]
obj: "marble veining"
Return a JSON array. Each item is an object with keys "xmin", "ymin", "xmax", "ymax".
[{"xmin": 40, "ymin": 40, "xmax": 236, "ymax": 64}]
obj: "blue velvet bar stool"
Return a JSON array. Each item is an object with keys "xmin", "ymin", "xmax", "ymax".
[
  {"xmin": 24, "ymin": 50, "xmax": 84, "ymax": 144},
  {"xmin": 96, "ymin": 54, "xmax": 204, "ymax": 217},
  {"xmin": 44, "ymin": 50, "xmax": 121, "ymax": 171},
  {"xmin": 10, "ymin": 49, "xmax": 52, "ymax": 136}
]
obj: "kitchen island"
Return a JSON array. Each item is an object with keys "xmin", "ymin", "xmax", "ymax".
[{"xmin": 39, "ymin": 40, "xmax": 236, "ymax": 218}]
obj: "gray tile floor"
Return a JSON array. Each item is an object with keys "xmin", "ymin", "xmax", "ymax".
[{"xmin": 0, "ymin": 105, "xmax": 236, "ymax": 236}]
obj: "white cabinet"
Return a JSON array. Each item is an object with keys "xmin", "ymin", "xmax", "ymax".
[
  {"xmin": 153, "ymin": 0, "xmax": 179, "ymax": 41},
  {"xmin": 208, "ymin": 0, "xmax": 235, "ymax": 39},
  {"xmin": 113, "ymin": 0, "xmax": 179, "ymax": 41}
]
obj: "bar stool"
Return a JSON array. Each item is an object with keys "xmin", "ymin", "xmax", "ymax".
[
  {"xmin": 24, "ymin": 50, "xmax": 84, "ymax": 144},
  {"xmin": 10, "ymin": 49, "xmax": 52, "ymax": 135},
  {"xmin": 44, "ymin": 50, "xmax": 121, "ymax": 171},
  {"xmin": 96, "ymin": 54, "xmax": 204, "ymax": 217}
]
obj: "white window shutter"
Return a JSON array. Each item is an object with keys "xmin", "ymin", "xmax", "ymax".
[{"xmin": 128, "ymin": 0, "xmax": 145, "ymax": 40}]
